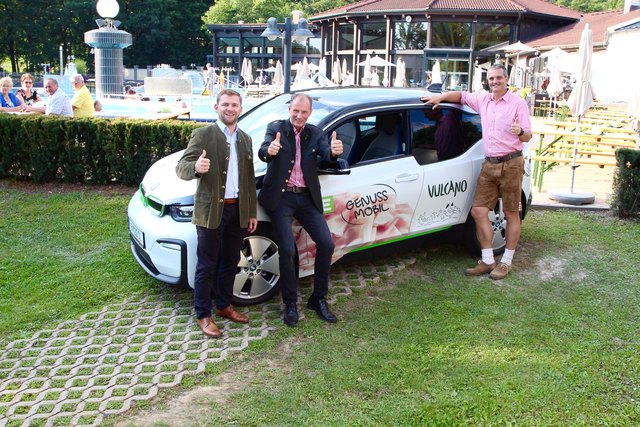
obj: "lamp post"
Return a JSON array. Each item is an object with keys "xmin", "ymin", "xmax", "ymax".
[
  {"xmin": 260, "ymin": 12, "xmax": 315, "ymax": 94},
  {"xmin": 85, "ymin": 0, "xmax": 132, "ymax": 98}
]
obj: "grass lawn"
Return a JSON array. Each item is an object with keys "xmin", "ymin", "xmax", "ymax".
[{"xmin": 2, "ymin": 186, "xmax": 640, "ymax": 425}]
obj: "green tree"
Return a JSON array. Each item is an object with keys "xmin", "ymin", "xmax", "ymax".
[
  {"xmin": 552, "ymin": 0, "xmax": 624, "ymax": 12},
  {"xmin": 202, "ymin": 0, "xmax": 352, "ymax": 24}
]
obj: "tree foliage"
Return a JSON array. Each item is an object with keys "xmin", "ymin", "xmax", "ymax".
[
  {"xmin": 202, "ymin": 0, "xmax": 353, "ymax": 24},
  {"xmin": 552, "ymin": 0, "xmax": 624, "ymax": 12},
  {"xmin": 0, "ymin": 0, "xmax": 211, "ymax": 74}
]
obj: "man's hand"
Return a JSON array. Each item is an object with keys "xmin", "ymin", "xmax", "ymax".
[
  {"xmin": 247, "ymin": 218, "xmax": 258, "ymax": 233},
  {"xmin": 510, "ymin": 115, "xmax": 522, "ymax": 136},
  {"xmin": 330, "ymin": 131, "xmax": 343, "ymax": 156},
  {"xmin": 420, "ymin": 94, "xmax": 442, "ymax": 109},
  {"xmin": 267, "ymin": 132, "xmax": 282, "ymax": 157},
  {"xmin": 195, "ymin": 149, "xmax": 210, "ymax": 174}
]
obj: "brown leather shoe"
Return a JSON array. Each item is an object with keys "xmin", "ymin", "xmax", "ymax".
[
  {"xmin": 464, "ymin": 260, "xmax": 496, "ymax": 276},
  {"xmin": 489, "ymin": 262, "xmax": 511, "ymax": 280},
  {"xmin": 196, "ymin": 317, "xmax": 222, "ymax": 338},
  {"xmin": 216, "ymin": 305, "xmax": 249, "ymax": 324}
]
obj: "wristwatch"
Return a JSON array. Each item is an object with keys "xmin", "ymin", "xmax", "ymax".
[{"xmin": 518, "ymin": 128, "xmax": 525, "ymax": 137}]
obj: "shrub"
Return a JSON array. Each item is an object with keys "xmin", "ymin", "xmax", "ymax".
[
  {"xmin": 0, "ymin": 114, "xmax": 205, "ymax": 185},
  {"xmin": 611, "ymin": 148, "xmax": 640, "ymax": 219}
]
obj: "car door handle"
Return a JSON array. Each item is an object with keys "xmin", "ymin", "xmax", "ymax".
[{"xmin": 395, "ymin": 173, "xmax": 419, "ymax": 182}]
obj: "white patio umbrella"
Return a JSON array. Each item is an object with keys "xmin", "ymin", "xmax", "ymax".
[
  {"xmin": 499, "ymin": 41, "xmax": 537, "ymax": 87},
  {"xmin": 382, "ymin": 65, "xmax": 390, "ymax": 87},
  {"xmin": 431, "ymin": 60, "xmax": 442, "ymax": 84},
  {"xmin": 244, "ymin": 59, "xmax": 254, "ymax": 85},
  {"xmin": 240, "ymin": 58, "xmax": 248, "ymax": 86},
  {"xmin": 332, "ymin": 59, "xmax": 342, "ymax": 84},
  {"xmin": 393, "ymin": 58, "xmax": 406, "ymax": 87},
  {"xmin": 273, "ymin": 60, "xmax": 284, "ymax": 87},
  {"xmin": 473, "ymin": 65, "xmax": 483, "ymax": 93},
  {"xmin": 546, "ymin": 54, "xmax": 564, "ymax": 115},
  {"xmin": 318, "ymin": 57, "xmax": 327, "ymax": 78},
  {"xmin": 369, "ymin": 55, "xmax": 395, "ymax": 67},
  {"xmin": 357, "ymin": 53, "xmax": 372, "ymax": 85},
  {"xmin": 550, "ymin": 23, "xmax": 595, "ymax": 205}
]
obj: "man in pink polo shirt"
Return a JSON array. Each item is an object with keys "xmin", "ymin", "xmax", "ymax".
[{"xmin": 421, "ymin": 63, "xmax": 532, "ymax": 280}]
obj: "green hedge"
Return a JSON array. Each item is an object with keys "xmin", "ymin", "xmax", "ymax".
[
  {"xmin": 611, "ymin": 148, "xmax": 640, "ymax": 219},
  {"xmin": 0, "ymin": 114, "xmax": 205, "ymax": 185}
]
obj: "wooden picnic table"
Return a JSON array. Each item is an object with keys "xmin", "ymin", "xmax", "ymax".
[
  {"xmin": 529, "ymin": 129, "xmax": 632, "ymax": 191},
  {"xmin": 538, "ymin": 119, "xmax": 637, "ymax": 138}
]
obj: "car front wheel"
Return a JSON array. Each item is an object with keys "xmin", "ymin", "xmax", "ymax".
[
  {"xmin": 464, "ymin": 199, "xmax": 507, "ymax": 256},
  {"xmin": 232, "ymin": 224, "xmax": 281, "ymax": 306}
]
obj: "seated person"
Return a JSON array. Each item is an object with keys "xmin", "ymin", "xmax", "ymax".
[
  {"xmin": 23, "ymin": 78, "xmax": 73, "ymax": 117},
  {"xmin": 423, "ymin": 108, "xmax": 469, "ymax": 160},
  {"xmin": 0, "ymin": 76, "xmax": 24, "ymax": 113},
  {"xmin": 93, "ymin": 99, "xmax": 103, "ymax": 112},
  {"xmin": 70, "ymin": 74, "xmax": 95, "ymax": 118},
  {"xmin": 15, "ymin": 73, "xmax": 42, "ymax": 106}
]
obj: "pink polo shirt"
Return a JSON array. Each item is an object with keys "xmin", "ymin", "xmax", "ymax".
[{"xmin": 461, "ymin": 90, "xmax": 531, "ymax": 157}]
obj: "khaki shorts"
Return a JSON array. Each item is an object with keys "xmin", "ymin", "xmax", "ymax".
[{"xmin": 472, "ymin": 156, "xmax": 524, "ymax": 212}]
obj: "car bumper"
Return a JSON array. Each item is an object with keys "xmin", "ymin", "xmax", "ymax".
[{"xmin": 127, "ymin": 191, "xmax": 196, "ymax": 287}]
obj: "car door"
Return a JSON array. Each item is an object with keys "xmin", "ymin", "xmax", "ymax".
[
  {"xmin": 407, "ymin": 107, "xmax": 481, "ymax": 231},
  {"xmin": 310, "ymin": 110, "xmax": 424, "ymax": 265}
]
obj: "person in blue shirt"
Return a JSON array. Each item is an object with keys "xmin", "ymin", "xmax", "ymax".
[{"xmin": 0, "ymin": 77, "xmax": 24, "ymax": 113}]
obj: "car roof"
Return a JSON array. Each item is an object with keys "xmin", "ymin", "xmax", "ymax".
[{"xmin": 280, "ymin": 87, "xmax": 479, "ymax": 124}]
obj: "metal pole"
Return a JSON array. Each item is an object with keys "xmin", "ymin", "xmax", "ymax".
[
  {"xmin": 59, "ymin": 45, "xmax": 64, "ymax": 75},
  {"xmin": 283, "ymin": 17, "xmax": 292, "ymax": 94}
]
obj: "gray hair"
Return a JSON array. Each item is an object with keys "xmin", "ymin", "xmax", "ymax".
[
  {"xmin": 489, "ymin": 63, "xmax": 508, "ymax": 78},
  {"xmin": 71, "ymin": 74, "xmax": 84, "ymax": 84}
]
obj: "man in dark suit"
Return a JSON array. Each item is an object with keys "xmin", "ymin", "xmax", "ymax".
[
  {"xmin": 176, "ymin": 89, "xmax": 257, "ymax": 338},
  {"xmin": 258, "ymin": 93, "xmax": 343, "ymax": 327}
]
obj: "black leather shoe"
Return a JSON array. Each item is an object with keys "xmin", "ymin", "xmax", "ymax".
[
  {"xmin": 283, "ymin": 302, "xmax": 298, "ymax": 327},
  {"xmin": 306, "ymin": 297, "xmax": 337, "ymax": 323}
]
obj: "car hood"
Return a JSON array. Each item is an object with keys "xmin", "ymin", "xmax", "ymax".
[{"xmin": 141, "ymin": 149, "xmax": 196, "ymax": 205}]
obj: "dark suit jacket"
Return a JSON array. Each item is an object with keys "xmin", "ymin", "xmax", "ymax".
[
  {"xmin": 258, "ymin": 119, "xmax": 335, "ymax": 213},
  {"xmin": 175, "ymin": 124, "xmax": 256, "ymax": 229}
]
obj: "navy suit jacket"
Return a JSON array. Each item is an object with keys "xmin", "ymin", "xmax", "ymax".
[{"xmin": 258, "ymin": 119, "xmax": 336, "ymax": 213}]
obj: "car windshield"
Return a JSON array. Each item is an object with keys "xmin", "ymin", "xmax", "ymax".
[{"xmin": 239, "ymin": 93, "xmax": 340, "ymax": 174}]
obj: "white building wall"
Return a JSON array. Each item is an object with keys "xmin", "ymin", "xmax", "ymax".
[{"xmin": 592, "ymin": 29, "xmax": 640, "ymax": 103}]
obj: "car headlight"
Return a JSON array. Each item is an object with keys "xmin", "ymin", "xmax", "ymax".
[{"xmin": 169, "ymin": 205, "xmax": 194, "ymax": 222}]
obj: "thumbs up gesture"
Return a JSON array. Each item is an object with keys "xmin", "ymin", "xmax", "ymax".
[
  {"xmin": 267, "ymin": 132, "xmax": 282, "ymax": 157},
  {"xmin": 330, "ymin": 131, "xmax": 343, "ymax": 156},
  {"xmin": 511, "ymin": 115, "xmax": 522, "ymax": 136},
  {"xmin": 195, "ymin": 149, "xmax": 210, "ymax": 174}
]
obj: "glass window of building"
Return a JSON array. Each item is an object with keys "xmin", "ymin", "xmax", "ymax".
[
  {"xmin": 308, "ymin": 37, "xmax": 321, "ymax": 55},
  {"xmin": 243, "ymin": 37, "xmax": 263, "ymax": 54},
  {"xmin": 361, "ymin": 22, "xmax": 386, "ymax": 51},
  {"xmin": 339, "ymin": 24, "xmax": 354, "ymax": 50},
  {"xmin": 475, "ymin": 23, "xmax": 510, "ymax": 50},
  {"xmin": 394, "ymin": 22, "xmax": 428, "ymax": 50},
  {"xmin": 431, "ymin": 22, "xmax": 471, "ymax": 49},
  {"xmin": 218, "ymin": 37, "xmax": 240, "ymax": 54},
  {"xmin": 264, "ymin": 37, "xmax": 282, "ymax": 55}
]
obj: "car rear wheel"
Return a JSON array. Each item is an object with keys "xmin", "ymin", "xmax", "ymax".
[
  {"xmin": 464, "ymin": 199, "xmax": 507, "ymax": 256},
  {"xmin": 232, "ymin": 224, "xmax": 281, "ymax": 306}
]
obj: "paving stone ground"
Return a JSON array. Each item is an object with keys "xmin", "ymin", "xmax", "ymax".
[{"xmin": 0, "ymin": 255, "xmax": 415, "ymax": 427}]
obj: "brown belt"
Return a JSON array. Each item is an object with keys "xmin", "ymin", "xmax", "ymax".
[
  {"xmin": 223, "ymin": 198, "xmax": 238, "ymax": 204},
  {"xmin": 485, "ymin": 151, "xmax": 522, "ymax": 164},
  {"xmin": 285, "ymin": 186, "xmax": 308, "ymax": 193}
]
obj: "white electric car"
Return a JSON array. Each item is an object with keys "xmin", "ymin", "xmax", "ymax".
[{"xmin": 128, "ymin": 87, "xmax": 532, "ymax": 305}]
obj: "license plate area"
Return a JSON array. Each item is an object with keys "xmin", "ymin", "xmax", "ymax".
[{"xmin": 128, "ymin": 218, "xmax": 145, "ymax": 248}]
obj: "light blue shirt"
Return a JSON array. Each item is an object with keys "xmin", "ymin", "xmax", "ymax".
[{"xmin": 215, "ymin": 119, "xmax": 239, "ymax": 199}]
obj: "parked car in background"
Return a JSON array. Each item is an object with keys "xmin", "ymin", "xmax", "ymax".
[{"xmin": 127, "ymin": 87, "xmax": 532, "ymax": 305}]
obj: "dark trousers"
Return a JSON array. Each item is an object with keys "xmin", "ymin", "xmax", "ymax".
[
  {"xmin": 267, "ymin": 191, "xmax": 335, "ymax": 304},
  {"xmin": 194, "ymin": 204, "xmax": 244, "ymax": 319}
]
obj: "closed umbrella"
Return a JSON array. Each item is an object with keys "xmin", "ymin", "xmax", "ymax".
[
  {"xmin": 382, "ymin": 65, "xmax": 390, "ymax": 87},
  {"xmin": 393, "ymin": 58, "xmax": 406, "ymax": 87},
  {"xmin": 546, "ymin": 56, "xmax": 563, "ymax": 116},
  {"xmin": 332, "ymin": 59, "xmax": 342, "ymax": 84},
  {"xmin": 357, "ymin": 53, "xmax": 372, "ymax": 85},
  {"xmin": 431, "ymin": 60, "xmax": 442, "ymax": 84},
  {"xmin": 273, "ymin": 60, "xmax": 284, "ymax": 87},
  {"xmin": 473, "ymin": 65, "xmax": 483, "ymax": 93},
  {"xmin": 549, "ymin": 23, "xmax": 595, "ymax": 205}
]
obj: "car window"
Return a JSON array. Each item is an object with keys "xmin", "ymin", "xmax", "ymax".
[
  {"xmin": 335, "ymin": 112, "xmax": 406, "ymax": 165},
  {"xmin": 409, "ymin": 108, "xmax": 481, "ymax": 165}
]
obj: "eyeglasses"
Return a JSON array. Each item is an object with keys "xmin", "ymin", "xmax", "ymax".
[{"xmin": 24, "ymin": 81, "xmax": 33, "ymax": 84}]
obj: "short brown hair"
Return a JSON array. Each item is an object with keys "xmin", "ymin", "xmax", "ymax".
[{"xmin": 216, "ymin": 89, "xmax": 242, "ymax": 105}]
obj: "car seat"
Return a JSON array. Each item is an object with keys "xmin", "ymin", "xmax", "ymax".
[
  {"xmin": 360, "ymin": 114, "xmax": 402, "ymax": 161},
  {"xmin": 334, "ymin": 120, "xmax": 358, "ymax": 164}
]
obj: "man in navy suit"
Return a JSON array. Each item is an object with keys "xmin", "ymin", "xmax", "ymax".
[{"xmin": 258, "ymin": 93, "xmax": 343, "ymax": 327}]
